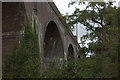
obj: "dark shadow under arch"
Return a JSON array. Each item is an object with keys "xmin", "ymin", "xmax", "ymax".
[
  {"xmin": 68, "ymin": 44, "xmax": 74, "ymax": 59},
  {"xmin": 44, "ymin": 21, "xmax": 64, "ymax": 59}
]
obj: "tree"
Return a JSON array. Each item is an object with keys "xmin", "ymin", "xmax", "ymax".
[
  {"xmin": 3, "ymin": 17, "xmax": 41, "ymax": 78},
  {"xmin": 66, "ymin": 0, "xmax": 119, "ymax": 78},
  {"xmin": 66, "ymin": 1, "xmax": 118, "ymax": 55}
]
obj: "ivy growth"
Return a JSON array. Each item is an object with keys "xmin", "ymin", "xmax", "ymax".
[{"xmin": 3, "ymin": 17, "xmax": 41, "ymax": 78}]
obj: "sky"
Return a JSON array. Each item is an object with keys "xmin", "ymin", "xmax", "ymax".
[{"xmin": 53, "ymin": 0, "xmax": 120, "ymax": 44}]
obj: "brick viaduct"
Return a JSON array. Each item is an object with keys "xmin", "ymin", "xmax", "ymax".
[{"xmin": 2, "ymin": 2, "xmax": 80, "ymax": 66}]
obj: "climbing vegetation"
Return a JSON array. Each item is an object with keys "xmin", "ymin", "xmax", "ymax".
[{"xmin": 3, "ymin": 17, "xmax": 41, "ymax": 78}]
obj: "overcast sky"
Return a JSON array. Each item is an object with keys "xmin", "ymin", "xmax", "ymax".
[{"xmin": 53, "ymin": 0, "xmax": 120, "ymax": 44}]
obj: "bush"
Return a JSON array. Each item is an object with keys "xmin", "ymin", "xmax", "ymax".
[{"xmin": 3, "ymin": 18, "xmax": 41, "ymax": 78}]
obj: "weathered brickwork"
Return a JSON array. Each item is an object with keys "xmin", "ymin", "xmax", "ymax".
[{"xmin": 2, "ymin": 2, "xmax": 80, "ymax": 65}]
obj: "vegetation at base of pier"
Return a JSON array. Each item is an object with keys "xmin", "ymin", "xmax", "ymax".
[
  {"xmin": 39, "ymin": 50, "xmax": 118, "ymax": 78},
  {"xmin": 3, "ymin": 17, "xmax": 41, "ymax": 78}
]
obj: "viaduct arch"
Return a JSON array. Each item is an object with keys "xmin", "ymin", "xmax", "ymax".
[
  {"xmin": 2, "ymin": 2, "xmax": 80, "ymax": 65},
  {"xmin": 44, "ymin": 21, "xmax": 64, "ymax": 59},
  {"xmin": 68, "ymin": 44, "xmax": 74, "ymax": 57}
]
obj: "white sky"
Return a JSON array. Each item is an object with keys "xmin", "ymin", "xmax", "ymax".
[
  {"xmin": 53, "ymin": 0, "xmax": 87, "ymax": 15},
  {"xmin": 53, "ymin": 0, "xmax": 120, "ymax": 44}
]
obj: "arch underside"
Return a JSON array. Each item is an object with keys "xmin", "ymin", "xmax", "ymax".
[
  {"xmin": 68, "ymin": 44, "xmax": 74, "ymax": 59},
  {"xmin": 44, "ymin": 21, "xmax": 64, "ymax": 60}
]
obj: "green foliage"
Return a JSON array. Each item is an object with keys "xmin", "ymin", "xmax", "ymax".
[
  {"xmin": 3, "ymin": 17, "xmax": 41, "ymax": 78},
  {"xmin": 40, "ymin": 52, "xmax": 118, "ymax": 78},
  {"xmin": 65, "ymin": 1, "xmax": 119, "ymax": 78},
  {"xmin": 66, "ymin": 1, "xmax": 119, "ymax": 55}
]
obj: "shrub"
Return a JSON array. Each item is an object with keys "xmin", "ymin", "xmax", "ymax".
[{"xmin": 3, "ymin": 17, "xmax": 41, "ymax": 78}]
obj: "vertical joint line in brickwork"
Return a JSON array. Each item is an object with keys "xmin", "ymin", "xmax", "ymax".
[{"xmin": 32, "ymin": 8, "xmax": 37, "ymax": 32}]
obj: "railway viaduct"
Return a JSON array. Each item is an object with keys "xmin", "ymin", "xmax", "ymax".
[{"xmin": 2, "ymin": 2, "xmax": 80, "ymax": 66}]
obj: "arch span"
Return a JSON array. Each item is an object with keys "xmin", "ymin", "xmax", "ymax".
[
  {"xmin": 44, "ymin": 21, "xmax": 64, "ymax": 59},
  {"xmin": 68, "ymin": 44, "xmax": 74, "ymax": 59}
]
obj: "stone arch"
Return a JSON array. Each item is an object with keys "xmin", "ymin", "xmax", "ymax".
[
  {"xmin": 68, "ymin": 44, "xmax": 74, "ymax": 59},
  {"xmin": 43, "ymin": 21, "xmax": 64, "ymax": 59}
]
